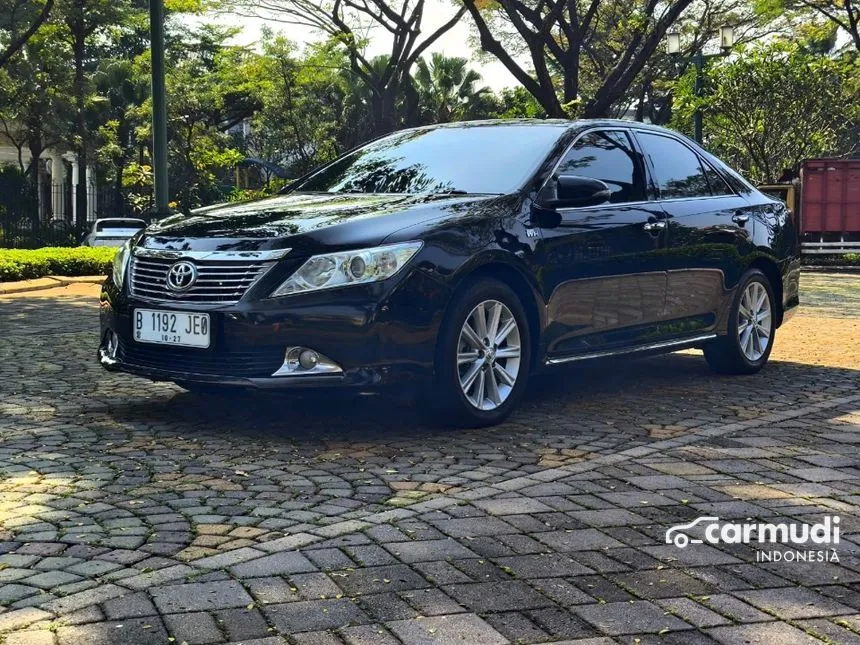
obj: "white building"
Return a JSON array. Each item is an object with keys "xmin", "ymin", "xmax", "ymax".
[{"xmin": 0, "ymin": 127, "xmax": 97, "ymax": 222}]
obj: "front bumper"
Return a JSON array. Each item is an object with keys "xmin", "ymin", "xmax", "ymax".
[{"xmin": 98, "ymin": 268, "xmax": 449, "ymax": 390}]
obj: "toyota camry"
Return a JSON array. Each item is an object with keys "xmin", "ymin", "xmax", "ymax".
[{"xmin": 98, "ymin": 120, "xmax": 800, "ymax": 426}]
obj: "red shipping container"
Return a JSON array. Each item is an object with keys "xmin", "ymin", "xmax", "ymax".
[{"xmin": 800, "ymin": 159, "xmax": 860, "ymax": 234}]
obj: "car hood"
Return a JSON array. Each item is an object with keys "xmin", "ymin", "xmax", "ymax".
[{"xmin": 138, "ymin": 192, "xmax": 496, "ymax": 256}]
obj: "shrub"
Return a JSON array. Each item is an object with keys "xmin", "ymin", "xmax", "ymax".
[
  {"xmin": 802, "ymin": 253, "xmax": 860, "ymax": 267},
  {"xmin": 0, "ymin": 247, "xmax": 117, "ymax": 282}
]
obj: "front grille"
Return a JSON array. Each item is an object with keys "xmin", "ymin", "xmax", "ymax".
[
  {"xmin": 130, "ymin": 256, "xmax": 271, "ymax": 303},
  {"xmin": 119, "ymin": 340, "xmax": 284, "ymax": 377}
]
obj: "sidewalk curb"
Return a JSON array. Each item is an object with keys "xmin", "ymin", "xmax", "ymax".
[{"xmin": 0, "ymin": 275, "xmax": 104, "ymax": 295}]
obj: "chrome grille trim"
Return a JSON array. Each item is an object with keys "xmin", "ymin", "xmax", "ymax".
[
  {"xmin": 134, "ymin": 247, "xmax": 291, "ymax": 261},
  {"xmin": 130, "ymin": 254, "xmax": 276, "ymax": 304}
]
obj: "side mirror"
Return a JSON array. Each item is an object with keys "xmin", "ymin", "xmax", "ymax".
[{"xmin": 543, "ymin": 174, "xmax": 612, "ymax": 209}]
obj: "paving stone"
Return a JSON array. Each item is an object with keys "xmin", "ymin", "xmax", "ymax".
[
  {"xmin": 333, "ymin": 565, "xmax": 431, "ymax": 595},
  {"xmin": 445, "ymin": 581, "xmax": 553, "ymax": 612},
  {"xmin": 245, "ymin": 577, "xmax": 302, "ymax": 604},
  {"xmin": 399, "ymin": 588, "xmax": 464, "ymax": 616},
  {"xmin": 229, "ymin": 551, "xmax": 317, "ymax": 577},
  {"xmin": 483, "ymin": 611, "xmax": 550, "ymax": 644},
  {"xmin": 216, "ymin": 607, "xmax": 270, "ymax": 641},
  {"xmin": 290, "ymin": 631, "xmax": 345, "ymax": 645},
  {"xmin": 101, "ymin": 592, "xmax": 157, "ymax": 619},
  {"xmin": 736, "ymin": 586, "xmax": 855, "ymax": 619},
  {"xmin": 338, "ymin": 623, "xmax": 401, "ymax": 645},
  {"xmin": 609, "ymin": 569, "xmax": 715, "ymax": 600},
  {"xmin": 150, "ymin": 581, "xmax": 254, "ymax": 613},
  {"xmin": 472, "ymin": 497, "xmax": 554, "ymax": 515},
  {"xmin": 656, "ymin": 597, "xmax": 732, "ymax": 628},
  {"xmin": 431, "ymin": 517, "xmax": 518, "ymax": 537},
  {"xmin": 4, "ymin": 631, "xmax": 55, "ymax": 645},
  {"xmin": 707, "ymin": 621, "xmax": 823, "ymax": 644},
  {"xmin": 0, "ymin": 608, "xmax": 53, "ymax": 632},
  {"xmin": 534, "ymin": 529, "xmax": 625, "ymax": 551},
  {"xmin": 527, "ymin": 606, "xmax": 599, "ymax": 639},
  {"xmin": 495, "ymin": 554, "xmax": 593, "ymax": 577},
  {"xmin": 163, "ymin": 611, "xmax": 223, "ymax": 644},
  {"xmin": 387, "ymin": 613, "xmax": 508, "ymax": 645},
  {"xmin": 358, "ymin": 593, "xmax": 418, "ymax": 622},
  {"xmin": 56, "ymin": 618, "xmax": 168, "ymax": 645},
  {"xmin": 573, "ymin": 600, "xmax": 693, "ymax": 635},
  {"xmin": 263, "ymin": 599, "xmax": 369, "ymax": 632},
  {"xmin": 382, "ymin": 540, "xmax": 478, "ymax": 563},
  {"xmin": 0, "ymin": 585, "xmax": 40, "ymax": 605}
]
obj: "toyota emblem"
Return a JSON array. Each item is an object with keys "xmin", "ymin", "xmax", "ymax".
[{"xmin": 166, "ymin": 260, "xmax": 198, "ymax": 292}]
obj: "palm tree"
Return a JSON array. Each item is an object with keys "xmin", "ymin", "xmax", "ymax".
[{"xmin": 413, "ymin": 53, "xmax": 490, "ymax": 124}]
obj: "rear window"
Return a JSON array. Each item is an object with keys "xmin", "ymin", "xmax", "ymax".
[{"xmin": 96, "ymin": 220, "xmax": 145, "ymax": 232}]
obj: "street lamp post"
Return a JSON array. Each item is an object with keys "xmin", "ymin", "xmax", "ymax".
[
  {"xmin": 666, "ymin": 25, "xmax": 734, "ymax": 144},
  {"xmin": 149, "ymin": 0, "xmax": 170, "ymax": 217}
]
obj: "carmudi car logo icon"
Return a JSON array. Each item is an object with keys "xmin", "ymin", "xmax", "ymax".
[
  {"xmin": 665, "ymin": 516, "xmax": 720, "ymax": 548},
  {"xmin": 665, "ymin": 515, "xmax": 841, "ymax": 563}
]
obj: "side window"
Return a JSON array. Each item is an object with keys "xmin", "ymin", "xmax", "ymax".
[
  {"xmin": 556, "ymin": 131, "xmax": 646, "ymax": 204},
  {"xmin": 638, "ymin": 132, "xmax": 712, "ymax": 199},
  {"xmin": 703, "ymin": 164, "xmax": 734, "ymax": 196}
]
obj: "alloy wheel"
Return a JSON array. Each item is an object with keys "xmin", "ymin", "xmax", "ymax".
[
  {"xmin": 457, "ymin": 299, "xmax": 522, "ymax": 411},
  {"xmin": 738, "ymin": 281, "xmax": 772, "ymax": 361}
]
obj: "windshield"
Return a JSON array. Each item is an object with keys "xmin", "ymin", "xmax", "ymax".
[{"xmin": 289, "ymin": 125, "xmax": 565, "ymax": 195}]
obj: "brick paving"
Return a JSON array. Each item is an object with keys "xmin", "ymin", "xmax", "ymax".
[{"xmin": 0, "ymin": 274, "xmax": 857, "ymax": 644}]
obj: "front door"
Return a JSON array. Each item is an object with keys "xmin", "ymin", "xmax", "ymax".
[{"xmin": 533, "ymin": 129, "xmax": 670, "ymax": 357}]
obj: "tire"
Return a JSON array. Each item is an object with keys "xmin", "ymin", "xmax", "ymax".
[
  {"xmin": 704, "ymin": 269, "xmax": 776, "ymax": 375},
  {"xmin": 434, "ymin": 277, "xmax": 531, "ymax": 427}
]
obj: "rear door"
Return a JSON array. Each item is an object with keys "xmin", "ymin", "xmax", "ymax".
[
  {"xmin": 535, "ymin": 128, "xmax": 670, "ymax": 357},
  {"xmin": 633, "ymin": 131, "xmax": 757, "ymax": 331}
]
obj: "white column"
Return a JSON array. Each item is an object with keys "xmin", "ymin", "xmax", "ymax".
[
  {"xmin": 70, "ymin": 157, "xmax": 79, "ymax": 224},
  {"xmin": 49, "ymin": 154, "xmax": 66, "ymax": 220}
]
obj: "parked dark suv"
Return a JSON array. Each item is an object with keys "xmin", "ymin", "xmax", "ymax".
[{"xmin": 99, "ymin": 120, "xmax": 800, "ymax": 426}]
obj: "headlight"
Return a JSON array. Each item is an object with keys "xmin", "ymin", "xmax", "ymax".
[
  {"xmin": 271, "ymin": 241, "xmax": 423, "ymax": 297},
  {"xmin": 112, "ymin": 240, "xmax": 131, "ymax": 287}
]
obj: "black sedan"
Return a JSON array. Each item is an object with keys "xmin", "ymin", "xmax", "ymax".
[{"xmin": 98, "ymin": 120, "xmax": 800, "ymax": 426}]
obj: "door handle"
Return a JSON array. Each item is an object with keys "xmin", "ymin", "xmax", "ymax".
[
  {"xmin": 732, "ymin": 212, "xmax": 750, "ymax": 225},
  {"xmin": 643, "ymin": 220, "xmax": 666, "ymax": 232}
]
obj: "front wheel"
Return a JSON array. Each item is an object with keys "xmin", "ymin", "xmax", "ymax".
[
  {"xmin": 434, "ymin": 278, "xmax": 531, "ymax": 427},
  {"xmin": 704, "ymin": 269, "xmax": 776, "ymax": 374}
]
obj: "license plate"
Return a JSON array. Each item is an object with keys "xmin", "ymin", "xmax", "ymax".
[{"xmin": 134, "ymin": 309, "xmax": 210, "ymax": 348}]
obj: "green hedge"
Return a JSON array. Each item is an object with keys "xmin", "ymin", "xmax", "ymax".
[
  {"xmin": 0, "ymin": 247, "xmax": 117, "ymax": 282},
  {"xmin": 802, "ymin": 253, "xmax": 860, "ymax": 267}
]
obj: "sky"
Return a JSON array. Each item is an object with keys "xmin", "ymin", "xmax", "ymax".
[{"xmin": 189, "ymin": 1, "xmax": 520, "ymax": 90}]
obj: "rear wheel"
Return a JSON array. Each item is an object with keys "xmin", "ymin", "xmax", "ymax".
[
  {"xmin": 434, "ymin": 278, "xmax": 531, "ymax": 427},
  {"xmin": 704, "ymin": 269, "xmax": 776, "ymax": 374}
]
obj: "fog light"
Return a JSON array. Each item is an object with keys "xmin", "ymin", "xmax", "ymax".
[
  {"xmin": 272, "ymin": 347, "xmax": 343, "ymax": 377},
  {"xmin": 299, "ymin": 349, "xmax": 319, "ymax": 370}
]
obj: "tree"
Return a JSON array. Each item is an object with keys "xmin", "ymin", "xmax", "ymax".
[
  {"xmin": 671, "ymin": 41, "xmax": 858, "ymax": 183},
  {"xmin": 0, "ymin": 0, "xmax": 54, "ymax": 68},
  {"xmin": 230, "ymin": 0, "xmax": 466, "ymax": 135},
  {"xmin": 0, "ymin": 21, "xmax": 73, "ymax": 178},
  {"xmin": 158, "ymin": 26, "xmax": 261, "ymax": 210},
  {"xmin": 413, "ymin": 53, "xmax": 490, "ymax": 123},
  {"xmin": 757, "ymin": 0, "xmax": 860, "ymax": 51},
  {"xmin": 462, "ymin": 0, "xmax": 695, "ymax": 118}
]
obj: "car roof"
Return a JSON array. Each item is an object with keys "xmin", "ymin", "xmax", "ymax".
[{"xmin": 417, "ymin": 118, "xmax": 680, "ymax": 136}]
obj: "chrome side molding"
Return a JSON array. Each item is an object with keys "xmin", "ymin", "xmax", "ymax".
[
  {"xmin": 134, "ymin": 248, "xmax": 291, "ymax": 262},
  {"xmin": 545, "ymin": 333, "xmax": 717, "ymax": 365}
]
